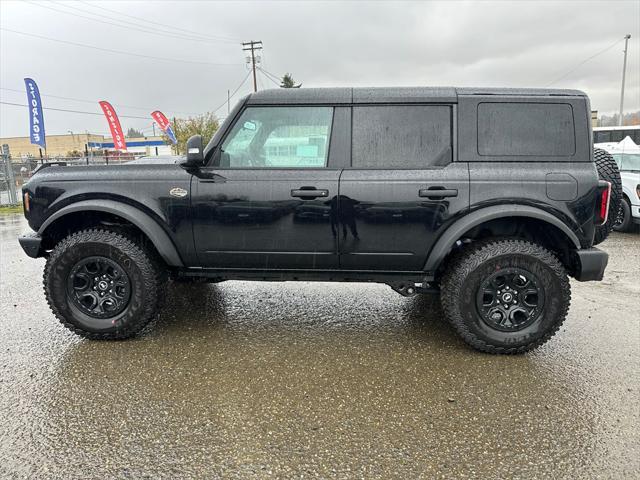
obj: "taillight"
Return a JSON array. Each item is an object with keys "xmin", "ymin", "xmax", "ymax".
[
  {"xmin": 595, "ymin": 181, "xmax": 611, "ymax": 226},
  {"xmin": 636, "ymin": 184, "xmax": 640, "ymax": 200}
]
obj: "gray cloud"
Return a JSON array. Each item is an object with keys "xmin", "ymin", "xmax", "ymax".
[{"xmin": 1, "ymin": 0, "xmax": 638, "ymax": 137}]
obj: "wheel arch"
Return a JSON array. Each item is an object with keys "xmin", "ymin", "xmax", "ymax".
[
  {"xmin": 424, "ymin": 205, "xmax": 581, "ymax": 274},
  {"xmin": 39, "ymin": 200, "xmax": 184, "ymax": 267}
]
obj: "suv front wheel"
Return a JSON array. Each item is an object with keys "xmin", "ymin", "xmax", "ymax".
[
  {"xmin": 44, "ymin": 229, "xmax": 166, "ymax": 339},
  {"xmin": 440, "ymin": 239, "xmax": 570, "ymax": 354}
]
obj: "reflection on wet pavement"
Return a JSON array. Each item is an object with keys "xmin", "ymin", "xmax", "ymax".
[{"xmin": 1, "ymin": 214, "xmax": 638, "ymax": 478}]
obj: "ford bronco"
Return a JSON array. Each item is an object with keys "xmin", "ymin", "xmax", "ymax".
[{"xmin": 18, "ymin": 87, "xmax": 620, "ymax": 353}]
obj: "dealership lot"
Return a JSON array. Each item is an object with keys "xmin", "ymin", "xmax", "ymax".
[{"xmin": 1, "ymin": 213, "xmax": 638, "ymax": 479}]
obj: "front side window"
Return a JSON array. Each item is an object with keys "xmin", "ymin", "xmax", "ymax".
[{"xmin": 219, "ymin": 106, "xmax": 333, "ymax": 168}]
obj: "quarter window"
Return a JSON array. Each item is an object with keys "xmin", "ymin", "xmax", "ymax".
[
  {"xmin": 352, "ymin": 105, "xmax": 452, "ymax": 168},
  {"xmin": 220, "ymin": 106, "xmax": 333, "ymax": 168},
  {"xmin": 478, "ymin": 102, "xmax": 576, "ymax": 156}
]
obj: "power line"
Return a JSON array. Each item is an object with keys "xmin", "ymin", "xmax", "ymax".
[
  {"xmin": 0, "ymin": 87, "xmax": 200, "ymax": 116},
  {"xmin": 210, "ymin": 70, "xmax": 253, "ymax": 113},
  {"xmin": 259, "ymin": 66, "xmax": 282, "ymax": 82},
  {"xmin": 1, "ymin": 72, "xmax": 252, "ymax": 120},
  {"xmin": 258, "ymin": 67, "xmax": 282, "ymax": 87},
  {"xmin": 0, "ymin": 100, "xmax": 149, "ymax": 119},
  {"xmin": 25, "ymin": 1, "xmax": 238, "ymax": 45},
  {"xmin": 76, "ymin": 0, "xmax": 240, "ymax": 44},
  {"xmin": 545, "ymin": 37, "xmax": 626, "ymax": 87},
  {"xmin": 65, "ymin": 1, "xmax": 238, "ymax": 44},
  {"xmin": 1, "ymin": 28, "xmax": 242, "ymax": 67}
]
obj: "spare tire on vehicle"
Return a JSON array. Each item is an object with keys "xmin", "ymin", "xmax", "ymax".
[{"xmin": 593, "ymin": 148, "xmax": 622, "ymax": 245}]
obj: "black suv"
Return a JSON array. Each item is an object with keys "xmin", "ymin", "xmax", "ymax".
[{"xmin": 19, "ymin": 87, "xmax": 617, "ymax": 353}]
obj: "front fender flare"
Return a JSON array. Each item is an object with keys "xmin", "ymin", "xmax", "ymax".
[
  {"xmin": 423, "ymin": 205, "xmax": 581, "ymax": 273},
  {"xmin": 39, "ymin": 199, "xmax": 184, "ymax": 267}
]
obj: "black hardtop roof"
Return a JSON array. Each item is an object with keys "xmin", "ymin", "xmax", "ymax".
[{"xmin": 245, "ymin": 87, "xmax": 587, "ymax": 105}]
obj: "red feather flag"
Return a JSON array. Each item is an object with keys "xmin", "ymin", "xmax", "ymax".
[{"xmin": 99, "ymin": 101, "xmax": 127, "ymax": 151}]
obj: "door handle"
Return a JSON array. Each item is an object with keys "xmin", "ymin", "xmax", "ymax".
[
  {"xmin": 419, "ymin": 187, "xmax": 458, "ymax": 199},
  {"xmin": 291, "ymin": 188, "xmax": 329, "ymax": 199}
]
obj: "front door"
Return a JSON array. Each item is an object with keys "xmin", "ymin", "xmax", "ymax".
[
  {"xmin": 338, "ymin": 104, "xmax": 469, "ymax": 270},
  {"xmin": 192, "ymin": 105, "xmax": 342, "ymax": 269}
]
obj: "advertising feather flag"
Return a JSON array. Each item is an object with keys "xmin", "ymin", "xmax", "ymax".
[
  {"xmin": 24, "ymin": 78, "xmax": 46, "ymax": 149},
  {"xmin": 99, "ymin": 101, "xmax": 127, "ymax": 151},
  {"xmin": 151, "ymin": 110, "xmax": 177, "ymax": 144}
]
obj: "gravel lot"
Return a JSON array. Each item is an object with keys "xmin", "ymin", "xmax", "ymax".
[{"xmin": 1, "ymin": 213, "xmax": 638, "ymax": 479}]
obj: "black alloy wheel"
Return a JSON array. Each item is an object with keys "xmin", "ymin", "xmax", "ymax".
[
  {"xmin": 66, "ymin": 256, "xmax": 132, "ymax": 320},
  {"xmin": 476, "ymin": 268, "xmax": 544, "ymax": 332}
]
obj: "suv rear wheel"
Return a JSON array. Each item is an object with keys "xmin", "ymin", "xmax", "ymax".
[
  {"xmin": 44, "ymin": 229, "xmax": 166, "ymax": 339},
  {"xmin": 440, "ymin": 239, "xmax": 570, "ymax": 354}
]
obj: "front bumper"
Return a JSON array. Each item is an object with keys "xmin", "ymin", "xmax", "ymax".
[
  {"xmin": 18, "ymin": 231, "xmax": 43, "ymax": 258},
  {"xmin": 574, "ymin": 247, "xmax": 609, "ymax": 282},
  {"xmin": 632, "ymin": 205, "xmax": 640, "ymax": 225}
]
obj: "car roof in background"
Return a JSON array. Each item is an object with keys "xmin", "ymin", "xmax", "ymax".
[{"xmin": 595, "ymin": 136, "xmax": 640, "ymax": 154}]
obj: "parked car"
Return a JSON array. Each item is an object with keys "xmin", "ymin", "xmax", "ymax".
[
  {"xmin": 18, "ymin": 87, "xmax": 620, "ymax": 353},
  {"xmin": 595, "ymin": 136, "xmax": 640, "ymax": 232}
]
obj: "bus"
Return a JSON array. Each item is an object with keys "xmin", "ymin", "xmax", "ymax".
[{"xmin": 593, "ymin": 125, "xmax": 640, "ymax": 144}]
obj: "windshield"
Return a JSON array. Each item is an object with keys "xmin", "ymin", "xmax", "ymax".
[{"xmin": 612, "ymin": 153, "xmax": 640, "ymax": 171}]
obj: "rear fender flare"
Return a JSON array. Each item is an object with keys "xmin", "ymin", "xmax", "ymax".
[
  {"xmin": 39, "ymin": 199, "xmax": 184, "ymax": 267},
  {"xmin": 424, "ymin": 205, "xmax": 581, "ymax": 273}
]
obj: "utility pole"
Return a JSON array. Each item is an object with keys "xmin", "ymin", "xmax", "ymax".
[
  {"xmin": 242, "ymin": 40, "xmax": 263, "ymax": 92},
  {"xmin": 618, "ymin": 34, "xmax": 631, "ymax": 126}
]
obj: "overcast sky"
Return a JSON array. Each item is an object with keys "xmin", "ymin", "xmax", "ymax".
[{"xmin": 1, "ymin": 0, "xmax": 639, "ymax": 138}]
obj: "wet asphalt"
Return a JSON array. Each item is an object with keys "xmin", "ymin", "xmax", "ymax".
[{"xmin": 0, "ymin": 213, "xmax": 638, "ymax": 479}]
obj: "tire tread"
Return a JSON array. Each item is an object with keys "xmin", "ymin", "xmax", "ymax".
[
  {"xmin": 43, "ymin": 228, "xmax": 165, "ymax": 339},
  {"xmin": 440, "ymin": 238, "xmax": 571, "ymax": 354}
]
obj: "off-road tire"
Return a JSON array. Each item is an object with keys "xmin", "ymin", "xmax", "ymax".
[
  {"xmin": 613, "ymin": 197, "xmax": 632, "ymax": 232},
  {"xmin": 44, "ymin": 229, "xmax": 166, "ymax": 339},
  {"xmin": 594, "ymin": 148, "xmax": 622, "ymax": 245},
  {"xmin": 440, "ymin": 239, "xmax": 571, "ymax": 354}
]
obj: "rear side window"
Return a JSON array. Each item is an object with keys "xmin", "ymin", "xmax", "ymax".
[
  {"xmin": 352, "ymin": 105, "xmax": 452, "ymax": 168},
  {"xmin": 478, "ymin": 102, "xmax": 576, "ymax": 156}
]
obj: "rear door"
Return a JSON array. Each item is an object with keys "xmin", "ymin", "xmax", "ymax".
[
  {"xmin": 192, "ymin": 105, "xmax": 346, "ymax": 269},
  {"xmin": 338, "ymin": 104, "xmax": 469, "ymax": 270}
]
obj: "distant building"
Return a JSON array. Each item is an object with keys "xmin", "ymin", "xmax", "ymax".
[
  {"xmin": 0, "ymin": 133, "xmax": 171, "ymax": 159},
  {"xmin": 88, "ymin": 137, "xmax": 172, "ymax": 157}
]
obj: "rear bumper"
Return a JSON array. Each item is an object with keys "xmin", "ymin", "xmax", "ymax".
[
  {"xmin": 574, "ymin": 247, "xmax": 608, "ymax": 282},
  {"xmin": 18, "ymin": 231, "xmax": 43, "ymax": 258}
]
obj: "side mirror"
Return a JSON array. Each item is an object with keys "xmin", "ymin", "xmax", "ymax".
[{"xmin": 180, "ymin": 135, "xmax": 204, "ymax": 169}]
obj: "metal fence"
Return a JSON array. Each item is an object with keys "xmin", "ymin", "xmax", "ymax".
[{"xmin": 0, "ymin": 153, "xmax": 147, "ymax": 206}]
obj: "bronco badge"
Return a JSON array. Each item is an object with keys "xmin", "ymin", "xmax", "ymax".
[{"xmin": 169, "ymin": 187, "xmax": 188, "ymax": 198}]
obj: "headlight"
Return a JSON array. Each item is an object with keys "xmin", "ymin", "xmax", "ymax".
[
  {"xmin": 23, "ymin": 191, "xmax": 30, "ymax": 212},
  {"xmin": 636, "ymin": 184, "xmax": 640, "ymax": 200}
]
